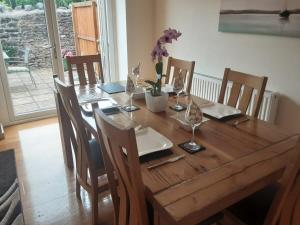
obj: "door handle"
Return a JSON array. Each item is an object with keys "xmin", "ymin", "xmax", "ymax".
[{"xmin": 42, "ymin": 45, "xmax": 58, "ymax": 58}]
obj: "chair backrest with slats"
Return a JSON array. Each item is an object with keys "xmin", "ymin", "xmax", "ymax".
[
  {"xmin": 165, "ymin": 56, "xmax": 195, "ymax": 94},
  {"xmin": 95, "ymin": 113, "xmax": 120, "ymax": 224},
  {"xmin": 54, "ymin": 78, "xmax": 98, "ymax": 184},
  {"xmin": 66, "ymin": 54, "xmax": 104, "ymax": 85},
  {"xmin": 94, "ymin": 109, "xmax": 149, "ymax": 225},
  {"xmin": 53, "ymin": 86, "xmax": 77, "ymax": 169},
  {"xmin": 218, "ymin": 68, "xmax": 268, "ymax": 118},
  {"xmin": 264, "ymin": 139, "xmax": 300, "ymax": 225}
]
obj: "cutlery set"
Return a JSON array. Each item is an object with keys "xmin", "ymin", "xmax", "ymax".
[{"xmin": 81, "ymin": 97, "xmax": 249, "ymax": 171}]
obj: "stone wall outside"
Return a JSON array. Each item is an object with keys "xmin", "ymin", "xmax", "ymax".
[{"xmin": 0, "ymin": 9, "xmax": 75, "ymax": 68}]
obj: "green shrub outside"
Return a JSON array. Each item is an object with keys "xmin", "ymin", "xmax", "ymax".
[
  {"xmin": 2, "ymin": 43, "xmax": 17, "ymax": 57},
  {"xmin": 0, "ymin": 0, "xmax": 84, "ymax": 9}
]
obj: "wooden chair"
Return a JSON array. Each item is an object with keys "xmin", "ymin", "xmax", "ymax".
[
  {"xmin": 54, "ymin": 78, "xmax": 108, "ymax": 225},
  {"xmin": 66, "ymin": 54, "xmax": 104, "ymax": 85},
  {"xmin": 218, "ymin": 68, "xmax": 268, "ymax": 118},
  {"xmin": 221, "ymin": 140, "xmax": 300, "ymax": 225},
  {"xmin": 53, "ymin": 88, "xmax": 75, "ymax": 169},
  {"xmin": 165, "ymin": 56, "xmax": 195, "ymax": 94},
  {"xmin": 94, "ymin": 108, "xmax": 149, "ymax": 225},
  {"xmin": 94, "ymin": 109, "xmax": 224, "ymax": 225}
]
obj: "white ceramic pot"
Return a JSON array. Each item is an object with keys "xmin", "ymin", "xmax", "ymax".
[{"xmin": 145, "ymin": 91, "xmax": 169, "ymax": 113}]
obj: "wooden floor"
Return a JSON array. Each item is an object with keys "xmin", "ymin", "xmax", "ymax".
[{"xmin": 0, "ymin": 117, "xmax": 114, "ymax": 225}]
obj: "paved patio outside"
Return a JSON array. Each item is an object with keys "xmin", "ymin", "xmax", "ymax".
[{"xmin": 7, "ymin": 68, "xmax": 56, "ymax": 116}]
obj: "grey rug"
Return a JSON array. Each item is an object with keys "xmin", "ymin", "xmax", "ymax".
[{"xmin": 0, "ymin": 150, "xmax": 24, "ymax": 225}]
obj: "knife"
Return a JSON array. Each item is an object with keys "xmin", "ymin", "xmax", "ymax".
[
  {"xmin": 147, "ymin": 154, "xmax": 185, "ymax": 170},
  {"xmin": 233, "ymin": 117, "xmax": 250, "ymax": 126}
]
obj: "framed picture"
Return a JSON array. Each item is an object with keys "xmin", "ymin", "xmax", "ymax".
[{"xmin": 219, "ymin": 0, "xmax": 300, "ymax": 38}]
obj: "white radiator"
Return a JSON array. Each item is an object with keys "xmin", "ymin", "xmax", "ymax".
[{"xmin": 191, "ymin": 73, "xmax": 279, "ymax": 123}]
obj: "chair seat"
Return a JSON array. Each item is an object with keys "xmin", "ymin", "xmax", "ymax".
[
  {"xmin": 7, "ymin": 66, "xmax": 29, "ymax": 73},
  {"xmin": 88, "ymin": 139, "xmax": 105, "ymax": 170},
  {"xmin": 228, "ymin": 184, "xmax": 279, "ymax": 225}
]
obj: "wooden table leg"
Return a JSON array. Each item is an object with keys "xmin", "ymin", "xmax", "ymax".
[
  {"xmin": 154, "ymin": 208, "xmax": 170, "ymax": 225},
  {"xmin": 154, "ymin": 209, "xmax": 160, "ymax": 225}
]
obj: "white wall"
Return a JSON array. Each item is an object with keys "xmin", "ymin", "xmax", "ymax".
[
  {"xmin": 126, "ymin": 0, "xmax": 155, "ymax": 79},
  {"xmin": 154, "ymin": 0, "xmax": 300, "ymax": 133},
  {"xmin": 112, "ymin": 0, "xmax": 155, "ymax": 80}
]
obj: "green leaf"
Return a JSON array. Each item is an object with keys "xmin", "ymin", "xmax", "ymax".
[
  {"xmin": 151, "ymin": 89, "xmax": 155, "ymax": 96},
  {"xmin": 155, "ymin": 62, "xmax": 163, "ymax": 75},
  {"xmin": 145, "ymin": 80, "xmax": 156, "ymax": 86}
]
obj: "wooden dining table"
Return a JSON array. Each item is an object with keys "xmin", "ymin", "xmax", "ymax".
[{"xmin": 57, "ymin": 83, "xmax": 299, "ymax": 225}]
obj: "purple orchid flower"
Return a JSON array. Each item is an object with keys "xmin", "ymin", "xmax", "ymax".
[
  {"xmin": 151, "ymin": 28, "xmax": 181, "ymax": 62},
  {"xmin": 65, "ymin": 51, "xmax": 73, "ymax": 58},
  {"xmin": 159, "ymin": 33, "xmax": 173, "ymax": 44},
  {"xmin": 163, "ymin": 28, "xmax": 182, "ymax": 40},
  {"xmin": 147, "ymin": 28, "xmax": 182, "ymax": 96},
  {"xmin": 61, "ymin": 49, "xmax": 73, "ymax": 58},
  {"xmin": 157, "ymin": 47, "xmax": 169, "ymax": 62},
  {"xmin": 151, "ymin": 42, "xmax": 161, "ymax": 61}
]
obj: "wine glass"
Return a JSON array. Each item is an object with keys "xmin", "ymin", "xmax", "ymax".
[
  {"xmin": 123, "ymin": 75, "xmax": 138, "ymax": 112},
  {"xmin": 184, "ymin": 100, "xmax": 203, "ymax": 151},
  {"xmin": 171, "ymin": 74, "xmax": 185, "ymax": 111},
  {"xmin": 132, "ymin": 62, "xmax": 141, "ymax": 87}
]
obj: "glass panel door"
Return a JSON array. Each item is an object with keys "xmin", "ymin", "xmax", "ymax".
[
  {"xmin": 0, "ymin": 0, "xmax": 111, "ymax": 124},
  {"xmin": 55, "ymin": 0, "xmax": 109, "ymax": 83},
  {"xmin": 0, "ymin": 0, "xmax": 64, "ymax": 121}
]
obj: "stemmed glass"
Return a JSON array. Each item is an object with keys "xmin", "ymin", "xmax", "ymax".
[
  {"xmin": 171, "ymin": 74, "xmax": 185, "ymax": 111},
  {"xmin": 132, "ymin": 62, "xmax": 141, "ymax": 87},
  {"xmin": 184, "ymin": 100, "xmax": 203, "ymax": 151},
  {"xmin": 123, "ymin": 75, "xmax": 138, "ymax": 112}
]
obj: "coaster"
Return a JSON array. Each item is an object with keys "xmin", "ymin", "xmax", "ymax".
[
  {"xmin": 102, "ymin": 107, "xmax": 121, "ymax": 115},
  {"xmin": 178, "ymin": 141, "xmax": 206, "ymax": 154},
  {"xmin": 121, "ymin": 105, "xmax": 140, "ymax": 112},
  {"xmin": 168, "ymin": 91, "xmax": 177, "ymax": 96},
  {"xmin": 169, "ymin": 104, "xmax": 187, "ymax": 112}
]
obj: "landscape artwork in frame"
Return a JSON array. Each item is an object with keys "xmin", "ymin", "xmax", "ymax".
[{"xmin": 219, "ymin": 0, "xmax": 300, "ymax": 38}]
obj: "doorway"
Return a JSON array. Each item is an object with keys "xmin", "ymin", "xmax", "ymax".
[
  {"xmin": 0, "ymin": 0, "xmax": 112, "ymax": 124},
  {"xmin": 0, "ymin": 0, "xmax": 67, "ymax": 120}
]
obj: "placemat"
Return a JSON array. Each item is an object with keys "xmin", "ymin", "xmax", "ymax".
[{"xmin": 98, "ymin": 83, "xmax": 125, "ymax": 94}]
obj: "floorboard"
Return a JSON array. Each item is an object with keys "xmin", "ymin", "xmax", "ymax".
[{"xmin": 0, "ymin": 117, "xmax": 114, "ymax": 225}]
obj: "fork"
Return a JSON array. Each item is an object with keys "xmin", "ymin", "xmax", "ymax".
[{"xmin": 147, "ymin": 154, "xmax": 185, "ymax": 170}]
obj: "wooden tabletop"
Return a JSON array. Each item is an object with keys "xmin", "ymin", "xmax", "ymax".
[{"xmin": 78, "ymin": 84, "xmax": 299, "ymax": 225}]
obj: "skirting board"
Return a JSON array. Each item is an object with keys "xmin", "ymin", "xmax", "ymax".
[{"xmin": 0, "ymin": 123, "xmax": 4, "ymax": 140}]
